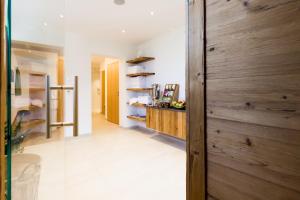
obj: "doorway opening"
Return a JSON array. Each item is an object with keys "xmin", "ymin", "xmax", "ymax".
[{"xmin": 91, "ymin": 55, "xmax": 120, "ymax": 133}]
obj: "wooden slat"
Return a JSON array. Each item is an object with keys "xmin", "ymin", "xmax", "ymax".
[
  {"xmin": 187, "ymin": 0, "xmax": 206, "ymax": 199},
  {"xmin": 126, "ymin": 57, "xmax": 155, "ymax": 64},
  {"xmin": 207, "ymin": 0, "xmax": 300, "ymax": 80},
  {"xmin": 207, "ymin": 74, "xmax": 300, "ymax": 130},
  {"xmin": 208, "ymin": 162, "xmax": 300, "ymax": 200},
  {"xmin": 208, "ymin": 118, "xmax": 300, "ymax": 193},
  {"xmin": 126, "ymin": 72, "xmax": 155, "ymax": 77}
]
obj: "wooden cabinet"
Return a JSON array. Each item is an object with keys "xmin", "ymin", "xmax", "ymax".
[{"xmin": 146, "ymin": 107, "xmax": 186, "ymax": 140}]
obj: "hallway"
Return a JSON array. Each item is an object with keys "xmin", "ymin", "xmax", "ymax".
[{"xmin": 24, "ymin": 114, "xmax": 186, "ymax": 200}]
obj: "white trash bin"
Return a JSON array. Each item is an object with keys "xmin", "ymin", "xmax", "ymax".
[{"xmin": 12, "ymin": 154, "xmax": 41, "ymax": 200}]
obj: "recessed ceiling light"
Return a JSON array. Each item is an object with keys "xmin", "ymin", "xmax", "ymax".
[
  {"xmin": 59, "ymin": 14, "xmax": 64, "ymax": 19},
  {"xmin": 150, "ymin": 11, "xmax": 155, "ymax": 16},
  {"xmin": 43, "ymin": 22, "xmax": 48, "ymax": 26},
  {"xmin": 114, "ymin": 0, "xmax": 125, "ymax": 5},
  {"xmin": 121, "ymin": 29, "xmax": 126, "ymax": 33}
]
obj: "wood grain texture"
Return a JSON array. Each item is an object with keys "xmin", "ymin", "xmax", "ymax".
[
  {"xmin": 126, "ymin": 72, "xmax": 155, "ymax": 77},
  {"xmin": 0, "ymin": 0, "xmax": 6, "ymax": 198},
  {"xmin": 206, "ymin": 0, "xmax": 300, "ymax": 199},
  {"xmin": 107, "ymin": 62, "xmax": 119, "ymax": 125},
  {"xmin": 187, "ymin": 0, "xmax": 206, "ymax": 199},
  {"xmin": 146, "ymin": 107, "xmax": 186, "ymax": 140}
]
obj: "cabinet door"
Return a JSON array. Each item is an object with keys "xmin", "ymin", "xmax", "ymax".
[
  {"xmin": 177, "ymin": 112, "xmax": 186, "ymax": 140},
  {"xmin": 161, "ymin": 110, "xmax": 178, "ymax": 137},
  {"xmin": 146, "ymin": 108, "xmax": 160, "ymax": 131}
]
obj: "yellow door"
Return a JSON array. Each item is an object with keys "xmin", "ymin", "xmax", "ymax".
[
  {"xmin": 107, "ymin": 62, "xmax": 119, "ymax": 124},
  {"xmin": 101, "ymin": 70, "xmax": 106, "ymax": 115}
]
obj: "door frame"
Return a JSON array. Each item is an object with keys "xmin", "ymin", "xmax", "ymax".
[
  {"xmin": 0, "ymin": 0, "xmax": 6, "ymax": 199},
  {"xmin": 186, "ymin": 0, "xmax": 206, "ymax": 200}
]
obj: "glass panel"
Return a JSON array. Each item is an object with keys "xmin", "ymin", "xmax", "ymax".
[{"xmin": 8, "ymin": 0, "xmax": 66, "ymax": 199}]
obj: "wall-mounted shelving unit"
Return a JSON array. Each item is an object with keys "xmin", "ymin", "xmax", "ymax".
[
  {"xmin": 127, "ymin": 102, "xmax": 146, "ymax": 108},
  {"xmin": 126, "ymin": 72, "xmax": 155, "ymax": 77},
  {"xmin": 127, "ymin": 88, "xmax": 152, "ymax": 92},
  {"xmin": 127, "ymin": 115, "xmax": 146, "ymax": 122},
  {"xmin": 126, "ymin": 57, "xmax": 155, "ymax": 64},
  {"xmin": 126, "ymin": 57, "xmax": 155, "ymax": 123}
]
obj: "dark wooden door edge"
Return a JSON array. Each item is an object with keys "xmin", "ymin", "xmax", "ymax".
[{"xmin": 186, "ymin": 0, "xmax": 207, "ymax": 200}]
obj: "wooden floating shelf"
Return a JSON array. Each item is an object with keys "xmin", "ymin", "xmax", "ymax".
[
  {"xmin": 20, "ymin": 119, "xmax": 46, "ymax": 133},
  {"xmin": 29, "ymin": 87, "xmax": 46, "ymax": 92},
  {"xmin": 127, "ymin": 88, "xmax": 152, "ymax": 92},
  {"xmin": 126, "ymin": 72, "xmax": 155, "ymax": 77},
  {"xmin": 127, "ymin": 115, "xmax": 146, "ymax": 122},
  {"xmin": 127, "ymin": 103, "xmax": 147, "ymax": 108},
  {"xmin": 127, "ymin": 57, "xmax": 155, "ymax": 64},
  {"xmin": 17, "ymin": 105, "xmax": 45, "ymax": 112},
  {"xmin": 29, "ymin": 72, "xmax": 46, "ymax": 76}
]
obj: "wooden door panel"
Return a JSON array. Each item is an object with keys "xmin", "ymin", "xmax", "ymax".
[
  {"xmin": 101, "ymin": 71, "xmax": 105, "ymax": 115},
  {"xmin": 107, "ymin": 62, "xmax": 119, "ymax": 124}
]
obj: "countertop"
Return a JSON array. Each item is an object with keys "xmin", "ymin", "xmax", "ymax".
[{"xmin": 146, "ymin": 105, "xmax": 186, "ymax": 112}]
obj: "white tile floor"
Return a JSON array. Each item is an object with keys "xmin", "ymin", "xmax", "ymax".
[{"xmin": 24, "ymin": 114, "xmax": 186, "ymax": 200}]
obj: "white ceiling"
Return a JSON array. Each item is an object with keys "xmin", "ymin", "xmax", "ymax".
[{"xmin": 12, "ymin": 0, "xmax": 185, "ymax": 45}]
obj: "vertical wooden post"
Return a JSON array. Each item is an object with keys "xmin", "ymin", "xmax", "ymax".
[
  {"xmin": 73, "ymin": 76, "xmax": 78, "ymax": 137},
  {"xmin": 46, "ymin": 76, "xmax": 51, "ymax": 139},
  {"xmin": 186, "ymin": 0, "xmax": 206, "ymax": 200}
]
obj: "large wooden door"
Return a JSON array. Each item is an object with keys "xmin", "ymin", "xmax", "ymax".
[
  {"xmin": 101, "ymin": 70, "xmax": 106, "ymax": 115},
  {"xmin": 206, "ymin": 0, "xmax": 300, "ymax": 200},
  {"xmin": 107, "ymin": 62, "xmax": 119, "ymax": 124}
]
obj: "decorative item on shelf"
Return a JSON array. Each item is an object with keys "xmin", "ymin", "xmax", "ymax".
[
  {"xmin": 171, "ymin": 100, "xmax": 186, "ymax": 110},
  {"xmin": 161, "ymin": 84, "xmax": 179, "ymax": 104},
  {"xmin": 151, "ymin": 84, "xmax": 160, "ymax": 106}
]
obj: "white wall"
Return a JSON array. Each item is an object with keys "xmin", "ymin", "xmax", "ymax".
[
  {"xmin": 64, "ymin": 32, "xmax": 136, "ymax": 136},
  {"xmin": 136, "ymin": 26, "xmax": 186, "ymax": 100}
]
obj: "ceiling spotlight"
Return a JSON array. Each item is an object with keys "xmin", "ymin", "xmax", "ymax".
[
  {"xmin": 43, "ymin": 22, "xmax": 48, "ymax": 26},
  {"xmin": 150, "ymin": 11, "xmax": 155, "ymax": 16},
  {"xmin": 121, "ymin": 29, "xmax": 126, "ymax": 33},
  {"xmin": 114, "ymin": 0, "xmax": 125, "ymax": 5},
  {"xmin": 59, "ymin": 14, "xmax": 64, "ymax": 19}
]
